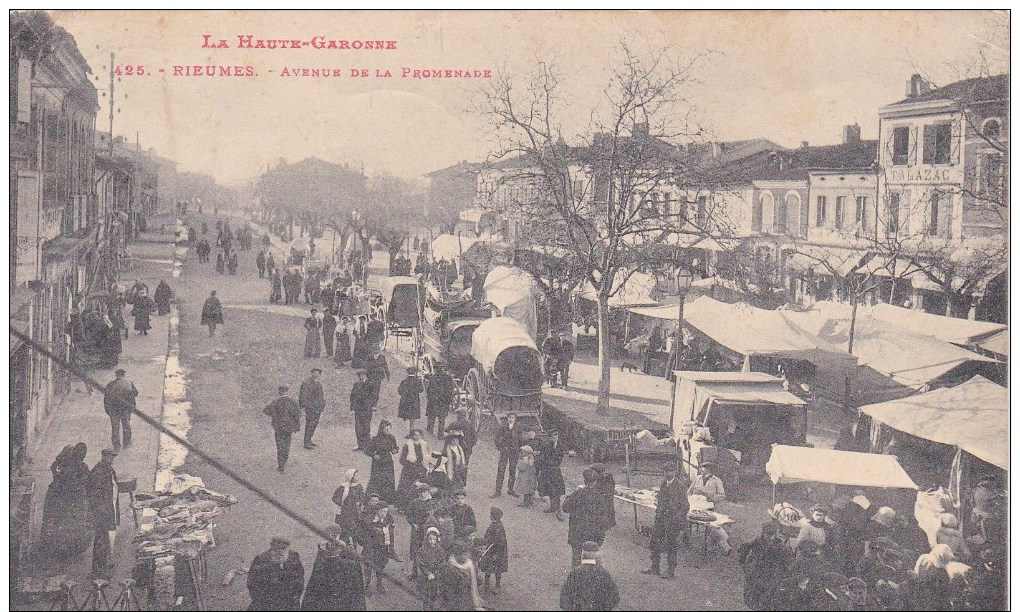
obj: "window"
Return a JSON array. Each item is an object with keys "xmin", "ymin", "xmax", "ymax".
[
  {"xmin": 982, "ymin": 119, "xmax": 1001, "ymax": 140},
  {"xmin": 834, "ymin": 196, "xmax": 846, "ymax": 230},
  {"xmin": 981, "ymin": 153, "xmax": 1005, "ymax": 202},
  {"xmin": 855, "ymin": 196, "xmax": 869, "ymax": 236},
  {"xmin": 774, "ymin": 195, "xmax": 787, "ymax": 234},
  {"xmin": 922, "ymin": 123, "xmax": 952, "ymax": 165},
  {"xmin": 892, "ymin": 126, "xmax": 910, "ymax": 165},
  {"xmin": 886, "ymin": 192, "xmax": 900, "ymax": 235},
  {"xmin": 928, "ymin": 191, "xmax": 950, "ymax": 238},
  {"xmin": 816, "ymin": 195, "xmax": 827, "ymax": 227},
  {"xmin": 696, "ymin": 196, "xmax": 707, "ymax": 226}
]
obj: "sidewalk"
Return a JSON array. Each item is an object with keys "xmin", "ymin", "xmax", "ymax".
[{"xmin": 21, "ymin": 222, "xmax": 178, "ymax": 592}]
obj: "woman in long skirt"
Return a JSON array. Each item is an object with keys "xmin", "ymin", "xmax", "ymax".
[
  {"xmin": 396, "ymin": 430, "xmax": 429, "ymax": 511},
  {"xmin": 304, "ymin": 309, "xmax": 322, "ymax": 358},
  {"xmin": 131, "ymin": 290, "xmax": 154, "ymax": 335},
  {"xmin": 153, "ymin": 280, "xmax": 172, "ymax": 316},
  {"xmin": 334, "ymin": 317, "xmax": 352, "ymax": 367},
  {"xmin": 331, "ymin": 468, "xmax": 365, "ymax": 546},
  {"xmin": 40, "ymin": 443, "xmax": 95, "ymax": 559},
  {"xmin": 366, "ymin": 420, "xmax": 399, "ymax": 504}
]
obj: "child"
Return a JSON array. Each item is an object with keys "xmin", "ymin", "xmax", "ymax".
[
  {"xmin": 478, "ymin": 507, "xmax": 509, "ymax": 594},
  {"xmin": 363, "ymin": 503, "xmax": 396, "ymax": 594},
  {"xmin": 515, "ymin": 446, "xmax": 537, "ymax": 508}
]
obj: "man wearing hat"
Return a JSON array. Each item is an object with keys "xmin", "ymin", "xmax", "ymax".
[
  {"xmin": 560, "ymin": 541, "xmax": 620, "ymax": 611},
  {"xmin": 493, "ymin": 412, "xmax": 522, "ymax": 498},
  {"xmin": 738, "ymin": 522, "xmax": 792, "ymax": 610},
  {"xmin": 104, "ymin": 368, "xmax": 138, "ymax": 451},
  {"xmin": 299, "ymin": 367, "xmax": 326, "ymax": 449},
  {"xmin": 397, "ymin": 365, "xmax": 425, "ymax": 434},
  {"xmin": 563, "ymin": 468, "xmax": 608, "ymax": 567},
  {"xmin": 87, "ymin": 448, "xmax": 118, "ymax": 577},
  {"xmin": 643, "ymin": 463, "xmax": 690, "ymax": 578},
  {"xmin": 537, "ymin": 430, "xmax": 566, "ymax": 520},
  {"xmin": 350, "ymin": 369, "xmax": 375, "ymax": 451},
  {"xmin": 264, "ymin": 385, "xmax": 302, "ymax": 472},
  {"xmin": 247, "ymin": 536, "xmax": 305, "ymax": 611}
]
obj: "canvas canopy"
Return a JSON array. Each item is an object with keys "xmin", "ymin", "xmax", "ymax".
[
  {"xmin": 380, "ymin": 276, "xmax": 419, "ymax": 303},
  {"xmin": 431, "ymin": 234, "xmax": 487, "ymax": 261},
  {"xmin": 765, "ymin": 445, "xmax": 918, "ymax": 489},
  {"xmin": 859, "ymin": 376, "xmax": 1007, "ymax": 471},
  {"xmin": 631, "ymin": 297, "xmax": 854, "ymax": 366},
  {"xmin": 976, "ymin": 329, "xmax": 1008, "ymax": 358},
  {"xmin": 672, "ymin": 371, "xmax": 806, "ymax": 431},
  {"xmin": 470, "ymin": 316, "xmax": 540, "ymax": 374},
  {"xmin": 582, "ymin": 271, "xmax": 660, "ymax": 308},
  {"xmin": 781, "ymin": 302, "xmax": 995, "ymax": 397},
  {"xmin": 483, "ymin": 266, "xmax": 540, "ymax": 339},
  {"xmin": 869, "ymin": 303, "xmax": 1006, "ymax": 346}
]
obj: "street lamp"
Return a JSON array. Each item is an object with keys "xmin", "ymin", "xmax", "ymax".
[{"xmin": 668, "ymin": 266, "xmax": 694, "ymax": 432}]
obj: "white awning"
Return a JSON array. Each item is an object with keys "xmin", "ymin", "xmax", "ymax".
[
  {"xmin": 582, "ymin": 271, "xmax": 660, "ymax": 308},
  {"xmin": 870, "ymin": 303, "xmax": 1006, "ymax": 346},
  {"xmin": 766, "ymin": 445, "xmax": 918, "ymax": 489}
]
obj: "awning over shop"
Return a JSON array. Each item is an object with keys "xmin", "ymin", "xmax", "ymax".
[
  {"xmin": 780, "ymin": 301, "xmax": 996, "ymax": 393},
  {"xmin": 673, "ymin": 371, "xmax": 806, "ymax": 431},
  {"xmin": 582, "ymin": 271, "xmax": 660, "ymax": 308},
  {"xmin": 766, "ymin": 445, "xmax": 918, "ymax": 489},
  {"xmin": 976, "ymin": 329, "xmax": 1008, "ymax": 358},
  {"xmin": 690, "ymin": 236, "xmax": 742, "ymax": 252},
  {"xmin": 470, "ymin": 316, "xmax": 538, "ymax": 373},
  {"xmin": 431, "ymin": 234, "xmax": 489, "ymax": 261},
  {"xmin": 786, "ymin": 245, "xmax": 873, "ymax": 277},
  {"xmin": 859, "ymin": 376, "xmax": 1008, "ymax": 470},
  {"xmin": 630, "ymin": 297, "xmax": 853, "ymax": 365},
  {"xmin": 869, "ymin": 303, "xmax": 1006, "ymax": 346}
]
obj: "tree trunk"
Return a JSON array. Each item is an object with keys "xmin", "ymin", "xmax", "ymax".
[{"xmin": 595, "ymin": 296, "xmax": 612, "ymax": 415}]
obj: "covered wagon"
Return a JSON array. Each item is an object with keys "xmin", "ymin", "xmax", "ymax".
[
  {"xmin": 379, "ymin": 276, "xmax": 420, "ymax": 349},
  {"xmin": 461, "ymin": 317, "xmax": 544, "ymax": 434}
]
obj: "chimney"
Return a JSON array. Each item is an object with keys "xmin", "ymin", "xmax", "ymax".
[
  {"xmin": 843, "ymin": 123, "xmax": 861, "ymax": 145},
  {"xmin": 906, "ymin": 73, "xmax": 931, "ymax": 98},
  {"xmin": 800, "ymin": 141, "xmax": 810, "ymax": 149},
  {"xmin": 632, "ymin": 122, "xmax": 650, "ymax": 138}
]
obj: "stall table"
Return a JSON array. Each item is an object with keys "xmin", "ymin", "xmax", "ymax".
[{"xmin": 614, "ymin": 486, "xmax": 733, "ymax": 554}]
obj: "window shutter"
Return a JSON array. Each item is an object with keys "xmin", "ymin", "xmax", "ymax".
[
  {"xmin": 17, "ymin": 59, "xmax": 32, "ymax": 124},
  {"xmin": 922, "ymin": 125, "xmax": 936, "ymax": 165}
]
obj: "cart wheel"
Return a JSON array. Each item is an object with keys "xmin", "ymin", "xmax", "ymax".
[{"xmin": 462, "ymin": 370, "xmax": 483, "ymax": 435}]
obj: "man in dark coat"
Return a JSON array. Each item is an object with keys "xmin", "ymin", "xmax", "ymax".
[
  {"xmin": 562, "ymin": 469, "xmax": 608, "ymax": 567},
  {"xmin": 364, "ymin": 347, "xmax": 390, "ymax": 409},
  {"xmin": 321, "ymin": 310, "xmax": 337, "ymax": 358},
  {"xmin": 493, "ymin": 412, "xmax": 522, "ymax": 498},
  {"xmin": 153, "ymin": 280, "xmax": 172, "ymax": 315},
  {"xmin": 397, "ymin": 366, "xmax": 425, "ymax": 432},
  {"xmin": 247, "ymin": 537, "xmax": 305, "ymax": 611},
  {"xmin": 131, "ymin": 289, "xmax": 155, "ymax": 335},
  {"xmin": 538, "ymin": 430, "xmax": 566, "ymax": 520},
  {"xmin": 350, "ymin": 370, "xmax": 374, "ymax": 451},
  {"xmin": 738, "ymin": 522, "xmax": 793, "ymax": 610},
  {"xmin": 104, "ymin": 369, "xmax": 138, "ymax": 451},
  {"xmin": 425, "ymin": 367, "xmax": 454, "ymax": 437},
  {"xmin": 299, "ymin": 368, "xmax": 326, "ymax": 450},
  {"xmin": 559, "ymin": 541, "xmax": 620, "ymax": 611},
  {"xmin": 256, "ymin": 250, "xmax": 267, "ymax": 278},
  {"xmin": 87, "ymin": 448, "xmax": 118, "ymax": 577},
  {"xmin": 270, "ymin": 269, "xmax": 283, "ymax": 304},
  {"xmin": 591, "ymin": 463, "xmax": 617, "ymax": 532},
  {"xmin": 301, "ymin": 528, "xmax": 366, "ymax": 611},
  {"xmin": 264, "ymin": 386, "xmax": 302, "ymax": 472},
  {"xmin": 201, "ymin": 290, "xmax": 225, "ymax": 337},
  {"xmin": 558, "ymin": 331, "xmax": 575, "ymax": 389},
  {"xmin": 542, "ymin": 332, "xmax": 562, "ymax": 387},
  {"xmin": 642, "ymin": 463, "xmax": 690, "ymax": 579}
]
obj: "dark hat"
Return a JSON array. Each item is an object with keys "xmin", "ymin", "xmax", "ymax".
[
  {"xmin": 581, "ymin": 541, "xmax": 600, "ymax": 553},
  {"xmin": 454, "ymin": 488, "xmax": 467, "ymax": 497},
  {"xmin": 490, "ymin": 507, "xmax": 503, "ymax": 520},
  {"xmin": 430, "ymin": 450, "xmax": 444, "ymax": 458},
  {"xmin": 270, "ymin": 536, "xmax": 290, "ymax": 550},
  {"xmin": 809, "ymin": 504, "xmax": 828, "ymax": 514},
  {"xmin": 311, "ymin": 367, "xmax": 322, "ymax": 374},
  {"xmin": 699, "ymin": 460, "xmax": 716, "ymax": 468},
  {"xmin": 101, "ymin": 448, "xmax": 118, "ymax": 457},
  {"xmin": 278, "ymin": 385, "xmax": 289, "ymax": 393},
  {"xmin": 115, "ymin": 368, "xmax": 127, "ymax": 376},
  {"xmin": 590, "ymin": 463, "xmax": 607, "ymax": 473},
  {"xmin": 406, "ymin": 366, "xmax": 417, "ymax": 374}
]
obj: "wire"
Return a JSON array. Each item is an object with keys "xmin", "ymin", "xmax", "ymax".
[{"xmin": 9, "ymin": 324, "xmax": 424, "ymax": 603}]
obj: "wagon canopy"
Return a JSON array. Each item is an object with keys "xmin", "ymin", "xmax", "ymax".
[
  {"xmin": 380, "ymin": 276, "xmax": 419, "ymax": 303},
  {"xmin": 483, "ymin": 266, "xmax": 540, "ymax": 340},
  {"xmin": 471, "ymin": 317, "xmax": 543, "ymax": 394}
]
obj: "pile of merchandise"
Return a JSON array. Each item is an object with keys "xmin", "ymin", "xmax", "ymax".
[{"xmin": 132, "ymin": 474, "xmax": 236, "ymax": 558}]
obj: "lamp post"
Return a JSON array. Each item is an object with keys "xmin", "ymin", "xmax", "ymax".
[{"xmin": 668, "ymin": 266, "xmax": 694, "ymax": 432}]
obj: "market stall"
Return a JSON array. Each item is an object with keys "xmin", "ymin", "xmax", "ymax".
[{"xmin": 765, "ymin": 444, "xmax": 918, "ymax": 499}]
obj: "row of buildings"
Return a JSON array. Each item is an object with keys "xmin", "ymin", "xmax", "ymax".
[
  {"xmin": 8, "ymin": 11, "xmax": 232, "ymax": 473},
  {"xmin": 426, "ymin": 72, "xmax": 1008, "ymax": 323}
]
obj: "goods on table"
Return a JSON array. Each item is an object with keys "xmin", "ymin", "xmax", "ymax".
[{"xmin": 132, "ymin": 473, "xmax": 236, "ymax": 558}]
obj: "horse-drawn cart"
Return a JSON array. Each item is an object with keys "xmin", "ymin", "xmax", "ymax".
[
  {"xmin": 379, "ymin": 276, "xmax": 420, "ymax": 349},
  {"xmin": 460, "ymin": 317, "xmax": 544, "ymax": 435}
]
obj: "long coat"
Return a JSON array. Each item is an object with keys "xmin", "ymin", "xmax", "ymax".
[
  {"xmin": 537, "ymin": 439, "xmax": 566, "ymax": 498},
  {"xmin": 650, "ymin": 476, "xmax": 690, "ymax": 554},
  {"xmin": 247, "ymin": 550, "xmax": 304, "ymax": 611},
  {"xmin": 201, "ymin": 297, "xmax": 224, "ymax": 326},
  {"xmin": 41, "ymin": 448, "xmax": 94, "ymax": 557},
  {"xmin": 264, "ymin": 396, "xmax": 302, "ymax": 434},
  {"xmin": 425, "ymin": 372, "xmax": 455, "ymax": 418},
  {"xmin": 366, "ymin": 433, "xmax": 399, "ymax": 503},
  {"xmin": 397, "ymin": 439, "xmax": 429, "ymax": 507},
  {"xmin": 559, "ymin": 564, "xmax": 620, "ymax": 611},
  {"xmin": 562, "ymin": 485, "xmax": 607, "ymax": 546},
  {"xmin": 334, "ymin": 326, "xmax": 352, "ymax": 364},
  {"xmin": 477, "ymin": 521, "xmax": 509, "ymax": 574},
  {"xmin": 87, "ymin": 461, "xmax": 117, "ymax": 531},
  {"xmin": 594, "ymin": 472, "xmax": 617, "ymax": 529},
  {"xmin": 397, "ymin": 376, "xmax": 424, "ymax": 420},
  {"xmin": 303, "ymin": 317, "xmax": 322, "ymax": 358},
  {"xmin": 332, "ymin": 483, "xmax": 365, "ymax": 537},
  {"xmin": 131, "ymin": 297, "xmax": 154, "ymax": 331},
  {"xmin": 154, "ymin": 282, "xmax": 172, "ymax": 315},
  {"xmin": 514, "ymin": 452, "xmax": 537, "ymax": 496},
  {"xmin": 300, "ymin": 545, "xmax": 366, "ymax": 611},
  {"xmin": 739, "ymin": 536, "xmax": 793, "ymax": 611},
  {"xmin": 298, "ymin": 379, "xmax": 325, "ymax": 415}
]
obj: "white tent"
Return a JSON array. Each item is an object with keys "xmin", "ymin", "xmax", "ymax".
[
  {"xmin": 672, "ymin": 371, "xmax": 806, "ymax": 432},
  {"xmin": 483, "ymin": 266, "xmax": 540, "ymax": 340},
  {"xmin": 869, "ymin": 303, "xmax": 1006, "ymax": 346},
  {"xmin": 976, "ymin": 329, "xmax": 1009, "ymax": 359},
  {"xmin": 766, "ymin": 445, "xmax": 918, "ymax": 489},
  {"xmin": 430, "ymin": 234, "xmax": 487, "ymax": 262},
  {"xmin": 582, "ymin": 271, "xmax": 660, "ymax": 308},
  {"xmin": 470, "ymin": 316, "xmax": 539, "ymax": 374},
  {"xmin": 781, "ymin": 302, "xmax": 995, "ymax": 399},
  {"xmin": 859, "ymin": 375, "xmax": 1008, "ymax": 471}
]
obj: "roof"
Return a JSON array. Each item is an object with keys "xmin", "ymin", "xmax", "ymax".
[
  {"xmin": 766, "ymin": 445, "xmax": 918, "ymax": 489},
  {"xmin": 869, "ymin": 303, "xmax": 1005, "ymax": 346},
  {"xmin": 711, "ymin": 140, "xmax": 878, "ymax": 184},
  {"xmin": 483, "ymin": 266, "xmax": 539, "ymax": 311},
  {"xmin": 430, "ymin": 234, "xmax": 492, "ymax": 260},
  {"xmin": 380, "ymin": 276, "xmax": 419, "ymax": 303},
  {"xmin": 673, "ymin": 371, "xmax": 806, "ymax": 430},
  {"xmin": 424, "ymin": 161, "xmax": 484, "ymax": 180},
  {"xmin": 859, "ymin": 375, "xmax": 1007, "ymax": 470},
  {"xmin": 631, "ymin": 296, "xmax": 855, "ymax": 365},
  {"xmin": 888, "ymin": 74, "xmax": 1009, "ymax": 107}
]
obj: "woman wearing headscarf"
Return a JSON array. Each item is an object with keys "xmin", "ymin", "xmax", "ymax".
[
  {"xmin": 153, "ymin": 279, "xmax": 173, "ymax": 315},
  {"xmin": 515, "ymin": 445, "xmax": 538, "ymax": 508},
  {"xmin": 415, "ymin": 527, "xmax": 445, "ymax": 610},
  {"xmin": 40, "ymin": 443, "xmax": 94, "ymax": 559},
  {"xmin": 334, "ymin": 317, "xmax": 352, "ymax": 367},
  {"xmin": 332, "ymin": 469, "xmax": 365, "ymax": 546},
  {"xmin": 301, "ymin": 527, "xmax": 366, "ymax": 611},
  {"xmin": 366, "ymin": 420, "xmax": 399, "ymax": 504},
  {"xmin": 425, "ymin": 451, "xmax": 453, "ymax": 498},
  {"xmin": 397, "ymin": 429, "xmax": 430, "ymax": 511},
  {"xmin": 909, "ymin": 544, "xmax": 955, "ymax": 611}
]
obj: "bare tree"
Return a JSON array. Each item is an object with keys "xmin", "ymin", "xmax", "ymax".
[{"xmin": 478, "ymin": 41, "xmax": 714, "ymax": 414}]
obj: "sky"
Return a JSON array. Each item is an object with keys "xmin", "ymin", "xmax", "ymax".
[{"xmin": 51, "ymin": 10, "xmax": 1008, "ymax": 188}]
